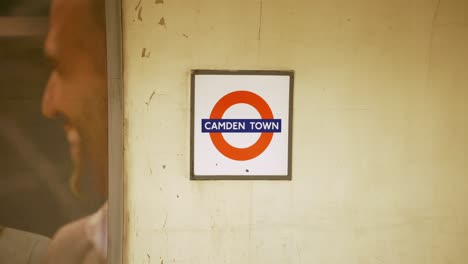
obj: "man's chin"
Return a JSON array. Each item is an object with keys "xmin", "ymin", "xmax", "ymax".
[
  {"xmin": 69, "ymin": 152, "xmax": 92, "ymax": 192},
  {"xmin": 70, "ymin": 158, "xmax": 107, "ymax": 201},
  {"xmin": 65, "ymin": 127, "xmax": 107, "ymax": 198},
  {"xmin": 69, "ymin": 160, "xmax": 82, "ymax": 195}
]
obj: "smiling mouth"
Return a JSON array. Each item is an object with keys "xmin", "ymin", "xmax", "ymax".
[
  {"xmin": 65, "ymin": 126, "xmax": 82, "ymax": 194},
  {"xmin": 66, "ymin": 127, "xmax": 80, "ymax": 159}
]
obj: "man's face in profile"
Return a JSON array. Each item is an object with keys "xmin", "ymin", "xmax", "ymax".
[{"xmin": 42, "ymin": 0, "xmax": 108, "ymax": 195}]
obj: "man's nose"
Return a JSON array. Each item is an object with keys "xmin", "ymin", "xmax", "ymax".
[{"xmin": 42, "ymin": 72, "xmax": 59, "ymax": 119}]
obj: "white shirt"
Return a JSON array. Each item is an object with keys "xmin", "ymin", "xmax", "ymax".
[
  {"xmin": 84, "ymin": 202, "xmax": 108, "ymax": 259},
  {"xmin": 45, "ymin": 202, "xmax": 108, "ymax": 264}
]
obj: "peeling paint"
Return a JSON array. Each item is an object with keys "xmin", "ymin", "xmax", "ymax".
[
  {"xmin": 135, "ymin": 0, "xmax": 142, "ymax": 11},
  {"xmin": 138, "ymin": 6, "xmax": 143, "ymax": 21},
  {"xmin": 141, "ymin": 48, "xmax": 151, "ymax": 58},
  {"xmin": 158, "ymin": 17, "xmax": 166, "ymax": 27}
]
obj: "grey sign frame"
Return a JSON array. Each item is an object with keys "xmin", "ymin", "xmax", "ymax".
[{"xmin": 190, "ymin": 69, "xmax": 294, "ymax": 181}]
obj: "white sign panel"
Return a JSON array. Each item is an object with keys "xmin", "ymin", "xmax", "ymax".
[{"xmin": 191, "ymin": 70, "xmax": 293, "ymax": 180}]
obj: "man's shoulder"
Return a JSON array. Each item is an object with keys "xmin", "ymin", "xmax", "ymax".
[
  {"xmin": 0, "ymin": 227, "xmax": 50, "ymax": 264},
  {"xmin": 45, "ymin": 202, "xmax": 107, "ymax": 264}
]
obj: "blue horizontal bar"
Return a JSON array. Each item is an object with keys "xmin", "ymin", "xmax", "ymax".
[{"xmin": 202, "ymin": 119, "xmax": 282, "ymax": 133}]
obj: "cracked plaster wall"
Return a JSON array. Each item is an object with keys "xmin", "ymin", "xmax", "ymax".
[{"xmin": 122, "ymin": 0, "xmax": 468, "ymax": 263}]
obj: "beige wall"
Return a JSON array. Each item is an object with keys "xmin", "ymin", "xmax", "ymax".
[{"xmin": 122, "ymin": 0, "xmax": 468, "ymax": 263}]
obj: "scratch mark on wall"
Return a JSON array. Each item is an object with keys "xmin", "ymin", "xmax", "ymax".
[
  {"xmin": 182, "ymin": 33, "xmax": 189, "ymax": 38},
  {"xmin": 247, "ymin": 183, "xmax": 253, "ymax": 263},
  {"xmin": 425, "ymin": 0, "xmax": 441, "ymax": 90},
  {"xmin": 145, "ymin": 89, "xmax": 156, "ymax": 106},
  {"xmin": 295, "ymin": 244, "xmax": 302, "ymax": 263},
  {"xmin": 125, "ymin": 209, "xmax": 130, "ymax": 226},
  {"xmin": 162, "ymin": 213, "xmax": 168, "ymax": 228},
  {"xmin": 155, "ymin": 0, "xmax": 164, "ymax": 3},
  {"xmin": 430, "ymin": 0, "xmax": 441, "ymax": 39},
  {"xmin": 257, "ymin": 0, "xmax": 263, "ymax": 41},
  {"xmin": 135, "ymin": 0, "xmax": 142, "ymax": 10},
  {"xmin": 147, "ymin": 253, "xmax": 151, "ymax": 262},
  {"xmin": 158, "ymin": 17, "xmax": 167, "ymax": 28},
  {"xmin": 256, "ymin": 0, "xmax": 263, "ymax": 62},
  {"xmin": 150, "ymin": 168, "xmax": 153, "ymax": 175},
  {"xmin": 374, "ymin": 256, "xmax": 384, "ymax": 263},
  {"xmin": 141, "ymin": 48, "xmax": 151, "ymax": 58},
  {"xmin": 138, "ymin": 6, "xmax": 143, "ymax": 21}
]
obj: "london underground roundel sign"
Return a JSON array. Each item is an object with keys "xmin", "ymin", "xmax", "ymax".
[{"xmin": 191, "ymin": 70, "xmax": 293, "ymax": 180}]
